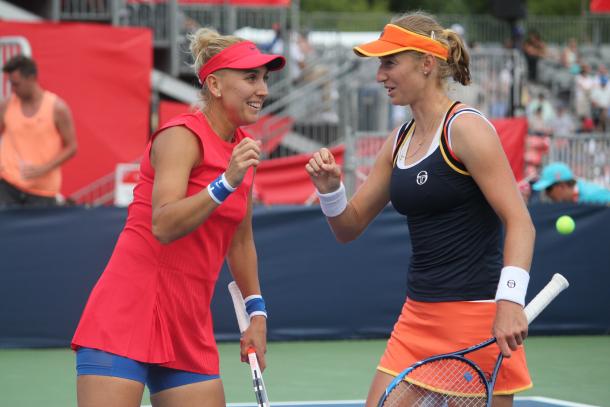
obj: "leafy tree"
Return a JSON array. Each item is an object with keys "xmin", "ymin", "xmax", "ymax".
[
  {"xmin": 301, "ymin": 0, "xmax": 386, "ymax": 12},
  {"xmin": 527, "ymin": 0, "xmax": 581, "ymax": 15},
  {"xmin": 388, "ymin": 0, "xmax": 488, "ymax": 14},
  {"xmin": 303, "ymin": 0, "xmax": 584, "ymax": 15}
]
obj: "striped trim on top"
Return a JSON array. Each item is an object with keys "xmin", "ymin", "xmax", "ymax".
[
  {"xmin": 392, "ymin": 120, "xmax": 415, "ymax": 166},
  {"xmin": 441, "ymin": 104, "xmax": 496, "ymax": 176},
  {"xmin": 392, "ymin": 102, "xmax": 492, "ymax": 175}
]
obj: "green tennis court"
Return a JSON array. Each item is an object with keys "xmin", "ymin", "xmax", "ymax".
[{"xmin": 0, "ymin": 336, "xmax": 608, "ymax": 406}]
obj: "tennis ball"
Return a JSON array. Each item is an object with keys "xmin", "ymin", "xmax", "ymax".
[{"xmin": 556, "ymin": 215, "xmax": 575, "ymax": 235}]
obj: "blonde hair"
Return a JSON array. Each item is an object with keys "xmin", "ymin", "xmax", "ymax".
[
  {"xmin": 187, "ymin": 27, "xmax": 244, "ymax": 103},
  {"xmin": 391, "ymin": 11, "xmax": 471, "ymax": 86}
]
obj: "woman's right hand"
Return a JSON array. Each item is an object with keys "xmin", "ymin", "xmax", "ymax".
[
  {"xmin": 225, "ymin": 138, "xmax": 261, "ymax": 187},
  {"xmin": 240, "ymin": 315, "xmax": 267, "ymax": 370},
  {"xmin": 305, "ymin": 148, "xmax": 342, "ymax": 193}
]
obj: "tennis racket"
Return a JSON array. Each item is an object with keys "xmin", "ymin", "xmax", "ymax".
[
  {"xmin": 228, "ymin": 281, "xmax": 270, "ymax": 407},
  {"xmin": 378, "ymin": 273, "xmax": 569, "ymax": 407}
]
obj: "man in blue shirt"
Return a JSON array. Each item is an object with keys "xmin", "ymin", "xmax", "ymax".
[{"xmin": 532, "ymin": 162, "xmax": 610, "ymax": 205}]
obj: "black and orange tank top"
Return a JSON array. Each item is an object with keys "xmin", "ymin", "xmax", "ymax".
[{"xmin": 390, "ymin": 102, "xmax": 503, "ymax": 302}]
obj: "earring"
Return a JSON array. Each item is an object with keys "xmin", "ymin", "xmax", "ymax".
[{"xmin": 423, "ymin": 71, "xmax": 429, "ymax": 76}]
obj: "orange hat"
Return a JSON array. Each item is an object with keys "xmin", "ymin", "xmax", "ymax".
[{"xmin": 354, "ymin": 24, "xmax": 449, "ymax": 61}]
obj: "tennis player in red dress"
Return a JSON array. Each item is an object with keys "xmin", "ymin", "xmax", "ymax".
[{"xmin": 72, "ymin": 28, "xmax": 284, "ymax": 407}]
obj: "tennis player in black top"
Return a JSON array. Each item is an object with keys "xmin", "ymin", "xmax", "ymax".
[{"xmin": 305, "ymin": 11, "xmax": 535, "ymax": 407}]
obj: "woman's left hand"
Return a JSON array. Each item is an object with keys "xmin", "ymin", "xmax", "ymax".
[
  {"xmin": 240, "ymin": 315, "xmax": 267, "ymax": 370},
  {"xmin": 492, "ymin": 300, "xmax": 528, "ymax": 357}
]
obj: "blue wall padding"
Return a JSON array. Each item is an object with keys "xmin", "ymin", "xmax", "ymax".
[{"xmin": 0, "ymin": 203, "xmax": 608, "ymax": 347}]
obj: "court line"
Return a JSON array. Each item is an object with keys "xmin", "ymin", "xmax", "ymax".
[
  {"xmin": 226, "ymin": 401, "xmax": 363, "ymax": 406},
  {"xmin": 222, "ymin": 399, "xmax": 601, "ymax": 407},
  {"xmin": 142, "ymin": 402, "xmax": 363, "ymax": 407},
  {"xmin": 517, "ymin": 397, "xmax": 601, "ymax": 407},
  {"xmin": 143, "ymin": 398, "xmax": 601, "ymax": 407}
]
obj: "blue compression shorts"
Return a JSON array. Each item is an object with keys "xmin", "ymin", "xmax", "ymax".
[{"xmin": 76, "ymin": 347, "xmax": 220, "ymax": 394}]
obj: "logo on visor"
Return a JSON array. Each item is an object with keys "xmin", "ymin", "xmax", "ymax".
[{"xmin": 379, "ymin": 29, "xmax": 385, "ymax": 39}]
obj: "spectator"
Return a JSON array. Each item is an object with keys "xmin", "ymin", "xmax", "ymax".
[
  {"xmin": 591, "ymin": 67, "xmax": 610, "ymax": 132},
  {"xmin": 0, "ymin": 55, "xmax": 77, "ymax": 208},
  {"xmin": 270, "ymin": 28, "xmax": 336, "ymax": 120},
  {"xmin": 270, "ymin": 28, "xmax": 306, "ymax": 83},
  {"xmin": 549, "ymin": 105, "xmax": 576, "ymax": 138},
  {"xmin": 529, "ymin": 106, "xmax": 553, "ymax": 136},
  {"xmin": 574, "ymin": 63, "xmax": 595, "ymax": 125},
  {"xmin": 261, "ymin": 22, "xmax": 283, "ymax": 53},
  {"xmin": 560, "ymin": 38, "xmax": 580, "ymax": 74},
  {"xmin": 297, "ymin": 30, "xmax": 337, "ymax": 120},
  {"xmin": 526, "ymin": 93, "xmax": 555, "ymax": 124},
  {"xmin": 522, "ymin": 30, "xmax": 547, "ymax": 83},
  {"xmin": 532, "ymin": 162, "xmax": 610, "ymax": 205},
  {"xmin": 450, "ymin": 23, "xmax": 466, "ymax": 46},
  {"xmin": 179, "ymin": 12, "xmax": 201, "ymax": 36}
]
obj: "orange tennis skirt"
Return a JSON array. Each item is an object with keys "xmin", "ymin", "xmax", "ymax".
[{"xmin": 378, "ymin": 298, "xmax": 532, "ymax": 395}]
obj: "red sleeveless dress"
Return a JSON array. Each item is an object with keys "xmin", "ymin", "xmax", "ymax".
[{"xmin": 72, "ymin": 111, "xmax": 254, "ymax": 375}]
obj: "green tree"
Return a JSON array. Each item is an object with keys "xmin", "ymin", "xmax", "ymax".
[
  {"xmin": 301, "ymin": 0, "xmax": 387, "ymax": 12},
  {"xmin": 303, "ymin": 0, "xmax": 584, "ymax": 15},
  {"xmin": 388, "ymin": 0, "xmax": 488, "ymax": 14},
  {"xmin": 527, "ymin": 0, "xmax": 581, "ymax": 15}
]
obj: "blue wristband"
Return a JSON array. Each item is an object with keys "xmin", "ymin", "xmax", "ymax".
[
  {"xmin": 244, "ymin": 295, "xmax": 267, "ymax": 319},
  {"xmin": 207, "ymin": 172, "xmax": 236, "ymax": 204}
]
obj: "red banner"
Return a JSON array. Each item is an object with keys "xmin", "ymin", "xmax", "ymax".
[
  {"xmin": 159, "ymin": 100, "xmax": 193, "ymax": 129},
  {"xmin": 255, "ymin": 118, "xmax": 527, "ymax": 205},
  {"xmin": 128, "ymin": 0, "xmax": 290, "ymax": 5},
  {"xmin": 0, "ymin": 22, "xmax": 152, "ymax": 196},
  {"xmin": 492, "ymin": 117, "xmax": 526, "ymax": 182},
  {"xmin": 255, "ymin": 146, "xmax": 344, "ymax": 205},
  {"xmin": 590, "ymin": 0, "xmax": 610, "ymax": 13},
  {"xmin": 158, "ymin": 100, "xmax": 293, "ymax": 154},
  {"xmin": 179, "ymin": 0, "xmax": 290, "ymax": 5},
  {"xmin": 156, "ymin": 102, "xmax": 526, "ymax": 205}
]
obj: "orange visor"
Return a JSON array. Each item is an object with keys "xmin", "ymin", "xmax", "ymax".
[{"xmin": 354, "ymin": 24, "xmax": 449, "ymax": 61}]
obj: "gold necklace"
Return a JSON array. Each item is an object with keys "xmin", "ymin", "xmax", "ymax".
[
  {"xmin": 404, "ymin": 105, "xmax": 449, "ymax": 160},
  {"xmin": 405, "ymin": 127, "xmax": 426, "ymax": 159}
]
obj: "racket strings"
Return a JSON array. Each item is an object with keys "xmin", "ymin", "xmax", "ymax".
[{"xmin": 383, "ymin": 359, "xmax": 488, "ymax": 407}]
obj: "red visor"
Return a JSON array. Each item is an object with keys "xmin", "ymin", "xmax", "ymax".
[{"xmin": 198, "ymin": 41, "xmax": 285, "ymax": 84}]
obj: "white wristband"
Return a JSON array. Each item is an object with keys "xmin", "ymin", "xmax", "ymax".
[
  {"xmin": 221, "ymin": 173, "xmax": 236, "ymax": 191},
  {"xmin": 316, "ymin": 183, "xmax": 347, "ymax": 217},
  {"xmin": 495, "ymin": 266, "xmax": 530, "ymax": 306}
]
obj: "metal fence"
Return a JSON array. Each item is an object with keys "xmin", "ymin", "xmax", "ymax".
[
  {"xmin": 545, "ymin": 134, "xmax": 610, "ymax": 188},
  {"xmin": 48, "ymin": 2, "xmax": 610, "ymax": 88},
  {"xmin": 177, "ymin": 4, "xmax": 291, "ymax": 76},
  {"xmin": 66, "ymin": 47, "xmax": 534, "ymax": 204},
  {"xmin": 301, "ymin": 12, "xmax": 610, "ymax": 46},
  {"xmin": 49, "ymin": 3, "xmax": 610, "ymax": 46},
  {"xmin": 38, "ymin": 2, "xmax": 610, "ymax": 203},
  {"xmin": 53, "ymin": 0, "xmax": 120, "ymax": 23},
  {"xmin": 342, "ymin": 132, "xmax": 610, "ymax": 202},
  {"xmin": 68, "ymin": 171, "xmax": 116, "ymax": 206},
  {"xmin": 456, "ymin": 47, "xmax": 526, "ymax": 118}
]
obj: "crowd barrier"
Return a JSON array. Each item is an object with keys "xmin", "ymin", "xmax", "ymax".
[{"xmin": 0, "ymin": 203, "xmax": 608, "ymax": 348}]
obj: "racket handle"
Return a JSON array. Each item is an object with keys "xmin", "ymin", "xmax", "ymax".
[
  {"xmin": 229, "ymin": 283, "xmax": 270, "ymax": 407},
  {"xmin": 228, "ymin": 281, "xmax": 250, "ymax": 333},
  {"xmin": 524, "ymin": 273, "xmax": 569, "ymax": 324}
]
